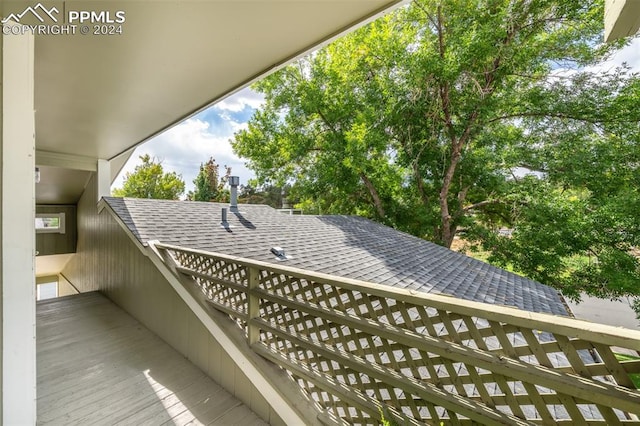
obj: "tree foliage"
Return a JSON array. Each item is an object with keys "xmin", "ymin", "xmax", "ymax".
[
  {"xmin": 475, "ymin": 75, "xmax": 640, "ymax": 301},
  {"xmin": 112, "ymin": 154, "xmax": 185, "ymax": 200},
  {"xmin": 238, "ymin": 183, "xmax": 288, "ymax": 208},
  {"xmin": 232, "ymin": 0, "xmax": 640, "ymax": 306},
  {"xmin": 187, "ymin": 157, "xmax": 231, "ymax": 202}
]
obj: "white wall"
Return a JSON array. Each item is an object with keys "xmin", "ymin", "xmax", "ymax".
[
  {"xmin": 1, "ymin": 24, "xmax": 36, "ymax": 425},
  {"xmin": 605, "ymin": 0, "xmax": 640, "ymax": 41}
]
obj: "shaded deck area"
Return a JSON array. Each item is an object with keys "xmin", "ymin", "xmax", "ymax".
[{"xmin": 37, "ymin": 292, "xmax": 267, "ymax": 425}]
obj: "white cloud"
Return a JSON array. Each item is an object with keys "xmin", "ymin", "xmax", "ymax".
[
  {"xmin": 590, "ymin": 37, "xmax": 640, "ymax": 73},
  {"xmin": 550, "ymin": 37, "xmax": 640, "ymax": 80},
  {"xmin": 544, "ymin": 37, "xmax": 640, "ymax": 89},
  {"xmin": 215, "ymin": 87, "xmax": 265, "ymax": 112},
  {"xmin": 113, "ymin": 87, "xmax": 264, "ymax": 198},
  {"xmin": 112, "ymin": 118, "xmax": 254, "ymax": 196},
  {"xmin": 229, "ymin": 119, "xmax": 249, "ymax": 133}
]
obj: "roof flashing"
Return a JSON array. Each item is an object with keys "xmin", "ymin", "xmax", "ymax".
[{"xmin": 271, "ymin": 246, "xmax": 291, "ymax": 261}]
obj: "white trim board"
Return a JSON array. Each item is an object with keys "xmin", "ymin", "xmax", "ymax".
[{"xmin": 2, "ymin": 22, "xmax": 37, "ymax": 425}]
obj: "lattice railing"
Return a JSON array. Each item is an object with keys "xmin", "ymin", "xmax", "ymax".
[{"xmin": 152, "ymin": 242, "xmax": 640, "ymax": 425}]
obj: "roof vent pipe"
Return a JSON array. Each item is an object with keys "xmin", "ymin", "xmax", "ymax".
[
  {"xmin": 229, "ymin": 176, "xmax": 240, "ymax": 210},
  {"xmin": 221, "ymin": 207, "xmax": 228, "ymax": 226}
]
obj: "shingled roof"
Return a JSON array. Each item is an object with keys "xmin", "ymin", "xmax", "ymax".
[{"xmin": 103, "ymin": 197, "xmax": 569, "ymax": 316}]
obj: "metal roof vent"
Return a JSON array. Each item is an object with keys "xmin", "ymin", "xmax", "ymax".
[
  {"xmin": 220, "ymin": 207, "xmax": 232, "ymax": 229},
  {"xmin": 270, "ymin": 246, "xmax": 290, "ymax": 261},
  {"xmin": 229, "ymin": 176, "xmax": 240, "ymax": 211}
]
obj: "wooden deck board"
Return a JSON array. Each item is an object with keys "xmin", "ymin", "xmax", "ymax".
[
  {"xmin": 37, "ymin": 292, "xmax": 267, "ymax": 426},
  {"xmin": 114, "ymin": 378, "xmax": 227, "ymax": 426}
]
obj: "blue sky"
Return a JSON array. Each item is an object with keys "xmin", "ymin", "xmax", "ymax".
[
  {"xmin": 112, "ymin": 87, "xmax": 264, "ymax": 194},
  {"xmin": 113, "ymin": 38, "xmax": 640, "ymax": 195}
]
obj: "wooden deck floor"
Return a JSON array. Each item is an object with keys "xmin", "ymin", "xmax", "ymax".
[{"xmin": 37, "ymin": 292, "xmax": 267, "ymax": 426}]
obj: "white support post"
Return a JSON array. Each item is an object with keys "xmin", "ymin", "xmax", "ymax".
[
  {"xmin": 1, "ymin": 23, "xmax": 37, "ymax": 425},
  {"xmin": 605, "ymin": 0, "xmax": 640, "ymax": 41},
  {"xmin": 247, "ymin": 267, "xmax": 260, "ymax": 345},
  {"xmin": 97, "ymin": 158, "xmax": 110, "ymax": 202}
]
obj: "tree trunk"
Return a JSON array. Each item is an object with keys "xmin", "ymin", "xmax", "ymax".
[
  {"xmin": 439, "ymin": 150, "xmax": 461, "ymax": 248},
  {"xmin": 360, "ymin": 173, "xmax": 385, "ymax": 219}
]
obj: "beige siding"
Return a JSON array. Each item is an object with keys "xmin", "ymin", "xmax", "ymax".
[
  {"xmin": 35, "ymin": 205, "xmax": 77, "ymax": 255},
  {"xmin": 0, "ymin": 26, "xmax": 3, "ymax": 422},
  {"xmin": 57, "ymin": 274, "xmax": 78, "ymax": 297},
  {"xmin": 62, "ymin": 175, "xmax": 284, "ymax": 424}
]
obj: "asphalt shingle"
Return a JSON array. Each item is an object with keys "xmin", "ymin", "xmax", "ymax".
[{"xmin": 104, "ymin": 197, "xmax": 569, "ymax": 316}]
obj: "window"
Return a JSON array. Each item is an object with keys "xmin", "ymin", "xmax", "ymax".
[
  {"xmin": 37, "ymin": 281, "xmax": 58, "ymax": 301},
  {"xmin": 36, "ymin": 213, "xmax": 65, "ymax": 234}
]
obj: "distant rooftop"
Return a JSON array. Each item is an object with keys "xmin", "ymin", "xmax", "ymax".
[{"xmin": 104, "ymin": 197, "xmax": 569, "ymax": 316}]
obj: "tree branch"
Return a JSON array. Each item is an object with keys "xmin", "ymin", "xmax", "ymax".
[
  {"xmin": 486, "ymin": 111, "xmax": 603, "ymax": 125},
  {"xmin": 413, "ymin": 161, "xmax": 430, "ymax": 207},
  {"xmin": 360, "ymin": 173, "xmax": 386, "ymax": 219},
  {"xmin": 463, "ymin": 199, "xmax": 502, "ymax": 212},
  {"xmin": 316, "ymin": 109, "xmax": 340, "ymax": 135},
  {"xmin": 457, "ymin": 185, "xmax": 470, "ymax": 207}
]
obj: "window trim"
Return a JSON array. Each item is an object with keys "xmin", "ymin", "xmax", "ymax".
[{"xmin": 35, "ymin": 212, "xmax": 66, "ymax": 234}]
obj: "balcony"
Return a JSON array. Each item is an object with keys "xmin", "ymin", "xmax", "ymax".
[{"xmin": 37, "ymin": 292, "xmax": 266, "ymax": 425}]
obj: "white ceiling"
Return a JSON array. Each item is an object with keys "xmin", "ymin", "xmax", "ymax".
[
  {"xmin": 23, "ymin": 0, "xmax": 404, "ymax": 203},
  {"xmin": 34, "ymin": 1, "xmax": 405, "ymax": 161},
  {"xmin": 36, "ymin": 166, "xmax": 92, "ymax": 204},
  {"xmin": 35, "ymin": 253, "xmax": 75, "ymax": 278}
]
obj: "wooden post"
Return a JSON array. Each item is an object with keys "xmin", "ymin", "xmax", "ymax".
[
  {"xmin": 2, "ymin": 21, "xmax": 37, "ymax": 424},
  {"xmin": 97, "ymin": 159, "xmax": 111, "ymax": 202},
  {"xmin": 247, "ymin": 266, "xmax": 260, "ymax": 345}
]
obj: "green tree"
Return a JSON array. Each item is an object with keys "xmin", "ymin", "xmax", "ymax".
[
  {"xmin": 233, "ymin": 0, "xmax": 628, "ymax": 245},
  {"xmin": 187, "ymin": 157, "xmax": 231, "ymax": 202},
  {"xmin": 472, "ymin": 74, "xmax": 640, "ymax": 302},
  {"xmin": 112, "ymin": 154, "xmax": 185, "ymax": 200},
  {"xmin": 238, "ymin": 183, "xmax": 291, "ymax": 208},
  {"xmin": 232, "ymin": 1, "xmax": 640, "ymax": 306}
]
